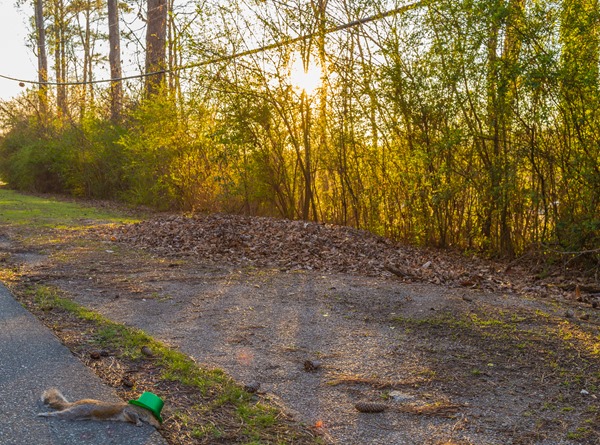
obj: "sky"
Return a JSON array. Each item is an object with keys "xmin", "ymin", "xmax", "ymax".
[
  {"xmin": 0, "ymin": 0, "xmax": 37, "ymax": 101},
  {"xmin": 0, "ymin": 0, "xmax": 369, "ymax": 102}
]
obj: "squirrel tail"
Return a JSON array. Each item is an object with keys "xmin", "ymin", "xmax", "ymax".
[{"xmin": 41, "ymin": 388, "xmax": 71, "ymax": 410}]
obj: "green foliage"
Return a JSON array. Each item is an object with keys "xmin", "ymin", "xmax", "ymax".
[
  {"xmin": 58, "ymin": 117, "xmax": 129, "ymax": 199},
  {"xmin": 0, "ymin": 113, "xmax": 128, "ymax": 199},
  {"xmin": 1, "ymin": 0, "xmax": 599, "ymax": 261},
  {"xmin": 118, "ymin": 94, "xmax": 226, "ymax": 211},
  {"xmin": 0, "ymin": 117, "xmax": 64, "ymax": 192}
]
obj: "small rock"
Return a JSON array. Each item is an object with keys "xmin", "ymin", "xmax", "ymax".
[
  {"xmin": 141, "ymin": 346, "xmax": 154, "ymax": 357},
  {"xmin": 422, "ymin": 261, "xmax": 432, "ymax": 269},
  {"xmin": 388, "ymin": 391, "xmax": 414, "ymax": 403},
  {"xmin": 244, "ymin": 382, "xmax": 261, "ymax": 393},
  {"xmin": 580, "ymin": 389, "xmax": 589, "ymax": 395},
  {"xmin": 122, "ymin": 377, "xmax": 135, "ymax": 388},
  {"xmin": 303, "ymin": 360, "xmax": 322, "ymax": 372},
  {"xmin": 89, "ymin": 350, "xmax": 101, "ymax": 360},
  {"xmin": 564, "ymin": 310, "xmax": 574, "ymax": 318}
]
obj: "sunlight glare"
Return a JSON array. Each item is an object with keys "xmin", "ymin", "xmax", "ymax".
[{"xmin": 289, "ymin": 56, "xmax": 322, "ymax": 95}]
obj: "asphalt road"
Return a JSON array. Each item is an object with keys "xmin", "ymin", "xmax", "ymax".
[{"xmin": 0, "ymin": 283, "xmax": 167, "ymax": 445}]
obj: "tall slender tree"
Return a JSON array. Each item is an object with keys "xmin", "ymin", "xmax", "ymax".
[
  {"xmin": 145, "ymin": 0, "xmax": 168, "ymax": 97},
  {"xmin": 107, "ymin": 0, "xmax": 122, "ymax": 121},
  {"xmin": 72, "ymin": 0, "xmax": 96, "ymax": 116},
  {"xmin": 167, "ymin": 0, "xmax": 180, "ymax": 100},
  {"xmin": 51, "ymin": 0, "xmax": 68, "ymax": 117},
  {"xmin": 34, "ymin": 0, "xmax": 48, "ymax": 119}
]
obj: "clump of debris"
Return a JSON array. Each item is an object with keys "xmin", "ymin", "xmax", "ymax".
[{"xmin": 97, "ymin": 213, "xmax": 599, "ymax": 306}]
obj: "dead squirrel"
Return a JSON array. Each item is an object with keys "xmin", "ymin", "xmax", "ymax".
[{"xmin": 38, "ymin": 388, "xmax": 162, "ymax": 428}]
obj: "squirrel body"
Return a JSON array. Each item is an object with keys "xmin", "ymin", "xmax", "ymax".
[{"xmin": 38, "ymin": 388, "xmax": 160, "ymax": 428}]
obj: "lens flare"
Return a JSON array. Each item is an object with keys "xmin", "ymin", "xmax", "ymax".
[{"xmin": 289, "ymin": 56, "xmax": 322, "ymax": 95}]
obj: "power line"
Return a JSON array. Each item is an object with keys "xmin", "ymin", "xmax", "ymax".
[
  {"xmin": 0, "ymin": 0, "xmax": 429, "ymax": 88},
  {"xmin": 0, "ymin": 70, "xmax": 161, "ymax": 87},
  {"xmin": 177, "ymin": 1, "xmax": 429, "ymax": 69}
]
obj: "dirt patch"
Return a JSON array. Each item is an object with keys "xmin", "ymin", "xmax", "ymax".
[{"xmin": 1, "ymin": 214, "xmax": 599, "ymax": 444}]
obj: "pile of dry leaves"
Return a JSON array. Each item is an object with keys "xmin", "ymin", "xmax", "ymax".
[{"xmin": 98, "ymin": 213, "xmax": 599, "ymax": 305}]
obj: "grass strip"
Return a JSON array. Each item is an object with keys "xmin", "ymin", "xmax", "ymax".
[
  {"xmin": 0, "ymin": 187, "xmax": 139, "ymax": 228},
  {"xmin": 20, "ymin": 284, "xmax": 321, "ymax": 445}
]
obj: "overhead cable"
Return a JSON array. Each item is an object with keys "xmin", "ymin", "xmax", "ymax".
[{"xmin": 0, "ymin": 0, "xmax": 429, "ymax": 87}]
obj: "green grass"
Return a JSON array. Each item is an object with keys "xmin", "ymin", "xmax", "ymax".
[
  {"xmin": 25, "ymin": 284, "xmax": 308, "ymax": 443},
  {"xmin": 0, "ymin": 188, "xmax": 139, "ymax": 228},
  {"xmin": 566, "ymin": 427, "xmax": 594, "ymax": 440},
  {"xmin": 393, "ymin": 309, "xmax": 599, "ymax": 356},
  {"xmin": 391, "ymin": 309, "xmax": 600, "ymax": 387},
  {"xmin": 29, "ymin": 285, "xmax": 227, "ymax": 382}
]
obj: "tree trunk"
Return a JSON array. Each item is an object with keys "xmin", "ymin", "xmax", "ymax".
[
  {"xmin": 85, "ymin": 5, "xmax": 93, "ymax": 108},
  {"xmin": 75, "ymin": 2, "xmax": 93, "ymax": 118},
  {"xmin": 53, "ymin": 0, "xmax": 68, "ymax": 118},
  {"xmin": 34, "ymin": 0, "xmax": 48, "ymax": 119},
  {"xmin": 314, "ymin": 0, "xmax": 327, "ymax": 221},
  {"xmin": 481, "ymin": 0, "xmax": 526, "ymax": 257},
  {"xmin": 167, "ymin": 0, "xmax": 181, "ymax": 101},
  {"xmin": 301, "ymin": 90, "xmax": 313, "ymax": 220},
  {"xmin": 107, "ymin": 0, "xmax": 123, "ymax": 121},
  {"xmin": 497, "ymin": 0, "xmax": 525, "ymax": 257},
  {"xmin": 145, "ymin": 0, "xmax": 168, "ymax": 97},
  {"xmin": 482, "ymin": 3, "xmax": 500, "ymax": 249}
]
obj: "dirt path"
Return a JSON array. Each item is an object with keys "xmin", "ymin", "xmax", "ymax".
[{"xmin": 5, "ymin": 226, "xmax": 593, "ymax": 445}]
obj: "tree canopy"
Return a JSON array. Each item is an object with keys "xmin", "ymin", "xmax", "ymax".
[{"xmin": 1, "ymin": 0, "xmax": 598, "ymax": 260}]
